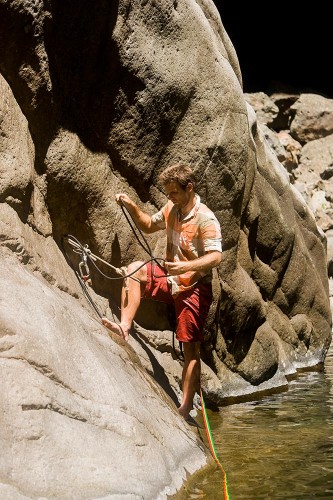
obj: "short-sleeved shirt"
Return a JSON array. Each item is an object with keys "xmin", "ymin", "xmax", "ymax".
[{"xmin": 151, "ymin": 194, "xmax": 222, "ymax": 295}]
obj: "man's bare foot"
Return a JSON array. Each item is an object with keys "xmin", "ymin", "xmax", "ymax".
[
  {"xmin": 178, "ymin": 405, "xmax": 192, "ymax": 421},
  {"xmin": 102, "ymin": 317, "xmax": 129, "ymax": 341}
]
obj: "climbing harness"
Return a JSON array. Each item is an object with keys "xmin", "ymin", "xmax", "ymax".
[{"xmin": 200, "ymin": 388, "xmax": 230, "ymax": 499}]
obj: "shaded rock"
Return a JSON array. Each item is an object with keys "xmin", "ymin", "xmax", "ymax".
[
  {"xmin": 237, "ymin": 322, "xmax": 279, "ymax": 385},
  {"xmin": 270, "ymin": 92, "xmax": 299, "ymax": 130}
]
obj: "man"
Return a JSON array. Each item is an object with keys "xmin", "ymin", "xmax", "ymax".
[{"xmin": 102, "ymin": 164, "xmax": 222, "ymax": 420}]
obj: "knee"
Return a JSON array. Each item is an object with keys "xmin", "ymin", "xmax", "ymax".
[
  {"xmin": 183, "ymin": 341, "xmax": 201, "ymax": 361},
  {"xmin": 127, "ymin": 261, "xmax": 147, "ymax": 281}
]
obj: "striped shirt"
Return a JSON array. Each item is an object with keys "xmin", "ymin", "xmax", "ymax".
[{"xmin": 151, "ymin": 195, "xmax": 222, "ymax": 294}]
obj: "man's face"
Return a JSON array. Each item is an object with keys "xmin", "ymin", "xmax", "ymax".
[{"xmin": 164, "ymin": 181, "xmax": 192, "ymax": 208}]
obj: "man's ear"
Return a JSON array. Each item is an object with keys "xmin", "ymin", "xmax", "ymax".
[{"xmin": 186, "ymin": 182, "xmax": 194, "ymax": 192}]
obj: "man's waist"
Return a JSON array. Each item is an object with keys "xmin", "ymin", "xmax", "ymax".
[{"xmin": 167, "ymin": 270, "xmax": 212, "ymax": 296}]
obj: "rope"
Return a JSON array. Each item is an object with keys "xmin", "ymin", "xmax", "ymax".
[
  {"xmin": 119, "ymin": 202, "xmax": 185, "ymax": 358},
  {"xmin": 200, "ymin": 388, "xmax": 230, "ymax": 499},
  {"xmin": 61, "ymin": 233, "xmax": 166, "ymax": 318},
  {"xmin": 61, "ymin": 234, "xmax": 108, "ymax": 320},
  {"xmin": 120, "ymin": 203, "xmax": 153, "ymax": 257},
  {"xmin": 62, "ymin": 231, "xmax": 183, "ymax": 358}
]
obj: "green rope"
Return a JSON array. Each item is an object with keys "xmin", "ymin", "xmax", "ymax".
[{"xmin": 200, "ymin": 388, "xmax": 231, "ymax": 499}]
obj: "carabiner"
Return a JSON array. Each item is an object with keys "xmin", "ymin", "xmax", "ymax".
[{"xmin": 79, "ymin": 245, "xmax": 92, "ymax": 286}]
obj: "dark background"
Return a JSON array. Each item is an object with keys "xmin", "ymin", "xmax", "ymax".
[{"xmin": 214, "ymin": 2, "xmax": 332, "ymax": 98}]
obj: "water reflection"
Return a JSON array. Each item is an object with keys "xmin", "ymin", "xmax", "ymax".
[{"xmin": 178, "ymin": 343, "xmax": 333, "ymax": 499}]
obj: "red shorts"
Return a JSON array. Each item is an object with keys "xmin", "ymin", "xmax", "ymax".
[{"xmin": 141, "ymin": 262, "xmax": 213, "ymax": 343}]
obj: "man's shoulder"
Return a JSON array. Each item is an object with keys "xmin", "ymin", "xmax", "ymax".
[
  {"xmin": 197, "ymin": 201, "xmax": 219, "ymax": 220},
  {"xmin": 197, "ymin": 200, "xmax": 212, "ymax": 212}
]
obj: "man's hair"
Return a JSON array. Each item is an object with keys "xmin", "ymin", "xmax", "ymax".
[{"xmin": 158, "ymin": 163, "xmax": 196, "ymax": 190}]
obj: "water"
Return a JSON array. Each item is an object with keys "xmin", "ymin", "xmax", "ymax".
[{"xmin": 176, "ymin": 341, "xmax": 333, "ymax": 499}]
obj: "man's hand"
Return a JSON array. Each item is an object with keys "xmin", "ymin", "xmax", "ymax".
[
  {"xmin": 165, "ymin": 251, "xmax": 222, "ymax": 275},
  {"xmin": 115, "ymin": 192, "xmax": 160, "ymax": 234},
  {"xmin": 115, "ymin": 193, "xmax": 133, "ymax": 207},
  {"xmin": 165, "ymin": 261, "xmax": 190, "ymax": 275}
]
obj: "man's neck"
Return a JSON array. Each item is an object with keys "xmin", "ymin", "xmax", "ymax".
[{"xmin": 180, "ymin": 194, "xmax": 196, "ymax": 216}]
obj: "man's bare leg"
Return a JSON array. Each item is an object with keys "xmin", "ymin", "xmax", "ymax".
[
  {"xmin": 178, "ymin": 341, "xmax": 201, "ymax": 420},
  {"xmin": 102, "ymin": 261, "xmax": 147, "ymax": 341}
]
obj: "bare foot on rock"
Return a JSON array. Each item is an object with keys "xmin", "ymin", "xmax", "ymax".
[
  {"xmin": 102, "ymin": 317, "xmax": 129, "ymax": 341},
  {"xmin": 178, "ymin": 405, "xmax": 192, "ymax": 421}
]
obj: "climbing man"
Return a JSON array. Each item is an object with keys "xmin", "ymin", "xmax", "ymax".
[{"xmin": 102, "ymin": 163, "xmax": 222, "ymax": 420}]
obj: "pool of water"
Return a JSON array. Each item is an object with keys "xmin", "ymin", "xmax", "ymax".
[{"xmin": 176, "ymin": 341, "xmax": 333, "ymax": 499}]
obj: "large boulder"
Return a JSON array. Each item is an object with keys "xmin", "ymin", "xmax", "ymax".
[{"xmin": 0, "ymin": 235, "xmax": 208, "ymax": 499}]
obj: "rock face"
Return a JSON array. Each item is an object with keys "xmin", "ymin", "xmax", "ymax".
[
  {"xmin": 0, "ymin": 0, "xmax": 331, "ymax": 497},
  {"xmin": 245, "ymin": 91, "xmax": 333, "ymax": 310}
]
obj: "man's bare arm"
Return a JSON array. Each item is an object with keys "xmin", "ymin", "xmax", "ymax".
[
  {"xmin": 115, "ymin": 193, "xmax": 160, "ymax": 234},
  {"xmin": 165, "ymin": 250, "xmax": 222, "ymax": 275}
]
